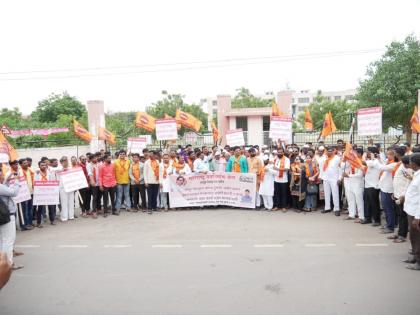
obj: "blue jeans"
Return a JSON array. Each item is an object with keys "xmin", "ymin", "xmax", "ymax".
[
  {"xmin": 116, "ymin": 184, "xmax": 131, "ymax": 210},
  {"xmin": 304, "ymin": 194, "xmax": 317, "ymax": 210},
  {"xmin": 20, "ymin": 198, "xmax": 33, "ymax": 228},
  {"xmin": 380, "ymin": 191, "xmax": 395, "ymax": 230}
]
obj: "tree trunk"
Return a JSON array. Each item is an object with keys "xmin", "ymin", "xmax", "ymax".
[{"xmin": 406, "ymin": 127, "xmax": 412, "ymax": 143}]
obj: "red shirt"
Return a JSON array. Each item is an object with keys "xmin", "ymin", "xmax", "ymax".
[{"xmin": 99, "ymin": 163, "xmax": 117, "ymax": 188}]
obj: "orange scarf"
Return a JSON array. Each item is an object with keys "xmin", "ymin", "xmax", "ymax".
[
  {"xmin": 118, "ymin": 159, "xmax": 128, "ymax": 175},
  {"xmin": 305, "ymin": 161, "xmax": 318, "ymax": 178},
  {"xmin": 323, "ymin": 156, "xmax": 334, "ymax": 171},
  {"xmin": 22, "ymin": 168, "xmax": 34, "ymax": 185},
  {"xmin": 163, "ymin": 162, "xmax": 170, "ymax": 178},
  {"xmin": 132, "ymin": 163, "xmax": 140, "ymax": 180},
  {"xmin": 40, "ymin": 170, "xmax": 48, "ymax": 181},
  {"xmin": 188, "ymin": 158, "xmax": 194, "ymax": 172},
  {"xmin": 258, "ymin": 166, "xmax": 266, "ymax": 181},
  {"xmin": 291, "ymin": 163, "xmax": 301, "ymax": 181},
  {"xmin": 277, "ymin": 156, "xmax": 285, "ymax": 177},
  {"xmin": 391, "ymin": 161, "xmax": 401, "ymax": 178},
  {"xmin": 151, "ymin": 160, "xmax": 159, "ymax": 180},
  {"xmin": 173, "ymin": 162, "xmax": 185, "ymax": 173},
  {"xmin": 233, "ymin": 156, "xmax": 241, "ymax": 173}
]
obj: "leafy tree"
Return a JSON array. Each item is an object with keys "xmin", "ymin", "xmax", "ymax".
[
  {"xmin": 32, "ymin": 92, "xmax": 87, "ymax": 123},
  {"xmin": 231, "ymin": 87, "xmax": 274, "ymax": 108},
  {"xmin": 296, "ymin": 91, "xmax": 356, "ymax": 131},
  {"xmin": 0, "ymin": 107, "xmax": 23, "ymax": 129},
  {"xmin": 357, "ymin": 35, "xmax": 420, "ymax": 139}
]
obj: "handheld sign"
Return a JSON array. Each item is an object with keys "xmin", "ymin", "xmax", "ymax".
[
  {"xmin": 10, "ymin": 176, "xmax": 32, "ymax": 203},
  {"xmin": 226, "ymin": 129, "xmax": 245, "ymax": 147},
  {"xmin": 269, "ymin": 116, "xmax": 292, "ymax": 143},
  {"xmin": 155, "ymin": 119, "xmax": 178, "ymax": 141},
  {"xmin": 33, "ymin": 180, "xmax": 60, "ymax": 206},
  {"xmin": 357, "ymin": 107, "xmax": 382, "ymax": 136},
  {"xmin": 127, "ymin": 137, "xmax": 149, "ymax": 154},
  {"xmin": 57, "ymin": 167, "xmax": 88, "ymax": 193}
]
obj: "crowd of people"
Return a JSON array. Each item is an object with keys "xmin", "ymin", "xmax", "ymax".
[{"xmin": 0, "ymin": 140, "xmax": 419, "ymax": 276}]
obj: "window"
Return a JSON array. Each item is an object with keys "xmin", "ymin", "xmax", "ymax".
[
  {"xmin": 345, "ymin": 95, "xmax": 354, "ymax": 100},
  {"xmin": 236, "ymin": 117, "xmax": 248, "ymax": 131},
  {"xmin": 334, "ymin": 95, "xmax": 341, "ymax": 100},
  {"xmin": 212, "ymin": 100, "xmax": 217, "ymax": 106},
  {"xmin": 291, "ymin": 98, "xmax": 295, "ymax": 103},
  {"xmin": 298, "ymin": 97, "xmax": 310, "ymax": 103},
  {"xmin": 263, "ymin": 116, "xmax": 270, "ymax": 131},
  {"xmin": 324, "ymin": 96, "xmax": 331, "ymax": 101},
  {"xmin": 298, "ymin": 106, "xmax": 306, "ymax": 112}
]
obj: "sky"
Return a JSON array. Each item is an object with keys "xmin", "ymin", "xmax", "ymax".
[{"xmin": 0, "ymin": 0, "xmax": 419, "ymax": 115}]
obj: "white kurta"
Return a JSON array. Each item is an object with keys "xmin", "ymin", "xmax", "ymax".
[
  {"xmin": 259, "ymin": 165, "xmax": 277, "ymax": 196},
  {"xmin": 160, "ymin": 164, "xmax": 173, "ymax": 193}
]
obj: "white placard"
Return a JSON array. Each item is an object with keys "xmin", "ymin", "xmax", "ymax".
[
  {"xmin": 10, "ymin": 177, "xmax": 32, "ymax": 203},
  {"xmin": 33, "ymin": 181, "xmax": 60, "ymax": 206},
  {"xmin": 226, "ymin": 129, "xmax": 245, "ymax": 147},
  {"xmin": 357, "ymin": 107, "xmax": 382, "ymax": 136},
  {"xmin": 269, "ymin": 116, "xmax": 292, "ymax": 143},
  {"xmin": 155, "ymin": 119, "xmax": 178, "ymax": 141},
  {"xmin": 57, "ymin": 167, "xmax": 88, "ymax": 193},
  {"xmin": 127, "ymin": 137, "xmax": 149, "ymax": 153}
]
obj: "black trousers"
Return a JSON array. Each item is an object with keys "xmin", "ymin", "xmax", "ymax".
[
  {"xmin": 396, "ymin": 202, "xmax": 408, "ymax": 238},
  {"xmin": 147, "ymin": 184, "xmax": 160, "ymax": 210},
  {"xmin": 364, "ymin": 187, "xmax": 381, "ymax": 223},
  {"xmin": 36, "ymin": 205, "xmax": 56, "ymax": 224},
  {"xmin": 103, "ymin": 186, "xmax": 116, "ymax": 213},
  {"xmin": 408, "ymin": 215, "xmax": 420, "ymax": 262},
  {"xmin": 91, "ymin": 186, "xmax": 102, "ymax": 212},
  {"xmin": 274, "ymin": 182, "xmax": 288, "ymax": 208},
  {"xmin": 79, "ymin": 187, "xmax": 91, "ymax": 212},
  {"xmin": 131, "ymin": 184, "xmax": 147, "ymax": 209}
]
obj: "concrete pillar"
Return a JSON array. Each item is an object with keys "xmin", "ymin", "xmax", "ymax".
[
  {"xmin": 277, "ymin": 91, "xmax": 293, "ymax": 117},
  {"xmin": 248, "ymin": 116, "xmax": 263, "ymax": 146},
  {"xmin": 229, "ymin": 117, "xmax": 236, "ymax": 130},
  {"xmin": 217, "ymin": 95, "xmax": 231, "ymax": 145},
  {"xmin": 87, "ymin": 100, "xmax": 105, "ymax": 152}
]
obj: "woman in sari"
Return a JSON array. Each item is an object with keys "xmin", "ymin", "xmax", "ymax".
[
  {"xmin": 290, "ymin": 157, "xmax": 306, "ymax": 212},
  {"xmin": 303, "ymin": 153, "xmax": 319, "ymax": 212}
]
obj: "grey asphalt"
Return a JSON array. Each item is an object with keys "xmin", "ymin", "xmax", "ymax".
[{"xmin": 0, "ymin": 209, "xmax": 418, "ymax": 315}]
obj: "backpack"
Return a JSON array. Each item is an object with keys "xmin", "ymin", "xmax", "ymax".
[{"xmin": 0, "ymin": 197, "xmax": 11, "ymax": 225}]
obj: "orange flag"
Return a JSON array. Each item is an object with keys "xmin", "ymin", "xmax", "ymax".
[
  {"xmin": 321, "ymin": 111, "xmax": 337, "ymax": 138},
  {"xmin": 304, "ymin": 108, "xmax": 313, "ymax": 131},
  {"xmin": 98, "ymin": 127, "xmax": 116, "ymax": 145},
  {"xmin": 135, "ymin": 112, "xmax": 156, "ymax": 132},
  {"xmin": 211, "ymin": 122, "xmax": 219, "ymax": 144},
  {"xmin": 164, "ymin": 113, "xmax": 181, "ymax": 130},
  {"xmin": 175, "ymin": 109, "xmax": 202, "ymax": 132},
  {"xmin": 343, "ymin": 142, "xmax": 365, "ymax": 170},
  {"xmin": 73, "ymin": 119, "xmax": 93, "ymax": 143},
  {"xmin": 410, "ymin": 107, "xmax": 420, "ymax": 133},
  {"xmin": 0, "ymin": 132, "xmax": 18, "ymax": 162},
  {"xmin": 271, "ymin": 101, "xmax": 284, "ymax": 117}
]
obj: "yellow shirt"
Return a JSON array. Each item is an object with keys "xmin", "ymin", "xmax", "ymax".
[{"xmin": 114, "ymin": 159, "xmax": 131, "ymax": 184}]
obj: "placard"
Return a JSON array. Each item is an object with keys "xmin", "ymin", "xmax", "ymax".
[
  {"xmin": 0, "ymin": 143, "xmax": 9, "ymax": 163},
  {"xmin": 155, "ymin": 119, "xmax": 178, "ymax": 141},
  {"xmin": 226, "ymin": 129, "xmax": 245, "ymax": 147},
  {"xmin": 10, "ymin": 176, "xmax": 32, "ymax": 203},
  {"xmin": 127, "ymin": 137, "xmax": 150, "ymax": 154},
  {"xmin": 57, "ymin": 167, "xmax": 88, "ymax": 193},
  {"xmin": 169, "ymin": 172, "xmax": 256, "ymax": 208},
  {"xmin": 357, "ymin": 107, "xmax": 382, "ymax": 136},
  {"xmin": 33, "ymin": 181, "xmax": 60, "ymax": 206},
  {"xmin": 269, "ymin": 116, "xmax": 292, "ymax": 143}
]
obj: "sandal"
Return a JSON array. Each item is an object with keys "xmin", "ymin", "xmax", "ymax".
[
  {"xmin": 387, "ymin": 235, "xmax": 398, "ymax": 240},
  {"xmin": 393, "ymin": 237, "xmax": 406, "ymax": 243}
]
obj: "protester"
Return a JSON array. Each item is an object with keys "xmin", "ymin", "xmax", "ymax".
[
  {"xmin": 18, "ymin": 158, "xmax": 34, "ymax": 230},
  {"xmin": 99, "ymin": 153, "xmax": 117, "ymax": 217},
  {"xmin": 57, "ymin": 157, "xmax": 75, "ymax": 222},
  {"xmin": 129, "ymin": 153, "xmax": 146, "ymax": 211},
  {"xmin": 34, "ymin": 161, "xmax": 57, "ymax": 226},
  {"xmin": 319, "ymin": 146, "xmax": 341, "ymax": 216},
  {"xmin": 144, "ymin": 151, "xmax": 161, "ymax": 214},
  {"xmin": 273, "ymin": 148, "xmax": 290, "ymax": 212},
  {"xmin": 87, "ymin": 153, "xmax": 101, "ymax": 218},
  {"xmin": 114, "ymin": 150, "xmax": 132, "ymax": 212},
  {"xmin": 78, "ymin": 155, "xmax": 91, "ymax": 217},
  {"xmin": 226, "ymin": 147, "xmax": 248, "ymax": 173}
]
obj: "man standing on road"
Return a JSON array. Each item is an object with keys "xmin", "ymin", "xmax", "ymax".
[
  {"xmin": 272, "ymin": 148, "xmax": 290, "ymax": 212},
  {"xmin": 144, "ymin": 151, "xmax": 161, "ymax": 214},
  {"xmin": 247, "ymin": 148, "xmax": 263, "ymax": 208},
  {"xmin": 320, "ymin": 146, "xmax": 341, "ymax": 216},
  {"xmin": 99, "ymin": 153, "xmax": 117, "ymax": 217},
  {"xmin": 78, "ymin": 155, "xmax": 91, "ymax": 218},
  {"xmin": 57, "ymin": 157, "xmax": 75, "ymax": 222},
  {"xmin": 114, "ymin": 150, "xmax": 132, "ymax": 212},
  {"xmin": 18, "ymin": 158, "xmax": 34, "ymax": 230},
  {"xmin": 87, "ymin": 153, "xmax": 101, "ymax": 218},
  {"xmin": 34, "ymin": 161, "xmax": 57, "ymax": 226}
]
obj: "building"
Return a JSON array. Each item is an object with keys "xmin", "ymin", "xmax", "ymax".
[{"xmin": 215, "ymin": 89, "xmax": 357, "ymax": 146}]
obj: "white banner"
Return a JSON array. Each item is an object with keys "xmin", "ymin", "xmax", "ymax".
[
  {"xmin": 226, "ymin": 129, "xmax": 245, "ymax": 147},
  {"xmin": 33, "ymin": 181, "xmax": 60, "ymax": 206},
  {"xmin": 168, "ymin": 172, "xmax": 257, "ymax": 208},
  {"xmin": 0, "ymin": 143, "xmax": 10, "ymax": 163},
  {"xmin": 357, "ymin": 107, "xmax": 382, "ymax": 136},
  {"xmin": 57, "ymin": 167, "xmax": 88, "ymax": 193},
  {"xmin": 155, "ymin": 119, "xmax": 178, "ymax": 141},
  {"xmin": 127, "ymin": 136, "xmax": 150, "ymax": 154},
  {"xmin": 269, "ymin": 116, "xmax": 292, "ymax": 143},
  {"xmin": 10, "ymin": 177, "xmax": 32, "ymax": 203}
]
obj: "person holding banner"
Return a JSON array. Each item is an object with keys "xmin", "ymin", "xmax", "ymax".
[
  {"xmin": 129, "ymin": 153, "xmax": 146, "ymax": 212},
  {"xmin": 144, "ymin": 151, "xmax": 161, "ymax": 214},
  {"xmin": 171, "ymin": 157, "xmax": 191, "ymax": 175},
  {"xmin": 57, "ymin": 157, "xmax": 75, "ymax": 222},
  {"xmin": 99, "ymin": 154, "xmax": 117, "ymax": 217},
  {"xmin": 364, "ymin": 147, "xmax": 382, "ymax": 226},
  {"xmin": 247, "ymin": 148, "xmax": 263, "ymax": 208},
  {"xmin": 78, "ymin": 155, "xmax": 91, "ymax": 218},
  {"xmin": 193, "ymin": 152, "xmax": 209, "ymax": 174},
  {"xmin": 87, "ymin": 153, "xmax": 101, "ymax": 218},
  {"xmin": 258, "ymin": 156, "xmax": 277, "ymax": 210},
  {"xmin": 34, "ymin": 161, "xmax": 57, "ymax": 226},
  {"xmin": 319, "ymin": 146, "xmax": 341, "ymax": 216},
  {"xmin": 226, "ymin": 147, "xmax": 248, "ymax": 173},
  {"xmin": 272, "ymin": 148, "xmax": 290, "ymax": 212},
  {"xmin": 114, "ymin": 150, "xmax": 132, "ymax": 212},
  {"xmin": 160, "ymin": 153, "xmax": 172, "ymax": 211},
  {"xmin": 18, "ymin": 158, "xmax": 34, "ymax": 230}
]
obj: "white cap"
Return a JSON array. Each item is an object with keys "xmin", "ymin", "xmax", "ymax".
[
  {"xmin": 263, "ymin": 155, "xmax": 269, "ymax": 161},
  {"xmin": 319, "ymin": 146, "xmax": 325, "ymax": 151},
  {"xmin": 264, "ymin": 150, "xmax": 270, "ymax": 154}
]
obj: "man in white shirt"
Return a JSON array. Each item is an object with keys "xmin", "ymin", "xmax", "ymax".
[
  {"xmin": 404, "ymin": 153, "xmax": 420, "ymax": 270},
  {"xmin": 364, "ymin": 147, "xmax": 382, "ymax": 225},
  {"xmin": 193, "ymin": 152, "xmax": 208, "ymax": 174},
  {"xmin": 143, "ymin": 151, "xmax": 161, "ymax": 214},
  {"xmin": 320, "ymin": 146, "xmax": 341, "ymax": 216},
  {"xmin": 272, "ymin": 148, "xmax": 290, "ymax": 212}
]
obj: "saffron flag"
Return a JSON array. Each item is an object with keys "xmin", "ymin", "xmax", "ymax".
[
  {"xmin": 73, "ymin": 120, "xmax": 92, "ymax": 143},
  {"xmin": 0, "ymin": 132, "xmax": 18, "ymax": 162},
  {"xmin": 343, "ymin": 142, "xmax": 365, "ymax": 171},
  {"xmin": 164, "ymin": 113, "xmax": 181, "ymax": 130},
  {"xmin": 211, "ymin": 122, "xmax": 219, "ymax": 144},
  {"xmin": 135, "ymin": 112, "xmax": 156, "ymax": 132},
  {"xmin": 271, "ymin": 101, "xmax": 284, "ymax": 117},
  {"xmin": 410, "ymin": 107, "xmax": 420, "ymax": 133},
  {"xmin": 175, "ymin": 109, "xmax": 202, "ymax": 132},
  {"xmin": 304, "ymin": 108, "xmax": 313, "ymax": 131},
  {"xmin": 321, "ymin": 111, "xmax": 337, "ymax": 138},
  {"xmin": 98, "ymin": 127, "xmax": 116, "ymax": 145}
]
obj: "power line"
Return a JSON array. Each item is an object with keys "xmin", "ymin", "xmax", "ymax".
[{"xmin": 0, "ymin": 49, "xmax": 383, "ymax": 81}]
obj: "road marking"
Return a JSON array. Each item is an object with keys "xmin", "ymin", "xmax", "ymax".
[
  {"xmin": 58, "ymin": 245, "xmax": 88, "ymax": 248},
  {"xmin": 152, "ymin": 244, "xmax": 183, "ymax": 248},
  {"xmin": 355, "ymin": 243, "xmax": 389, "ymax": 247},
  {"xmin": 104, "ymin": 245, "xmax": 132, "ymax": 248},
  {"xmin": 253, "ymin": 244, "xmax": 284, "ymax": 248},
  {"xmin": 15, "ymin": 245, "xmax": 40, "ymax": 248},
  {"xmin": 200, "ymin": 244, "xmax": 232, "ymax": 248},
  {"xmin": 305, "ymin": 243, "xmax": 336, "ymax": 247}
]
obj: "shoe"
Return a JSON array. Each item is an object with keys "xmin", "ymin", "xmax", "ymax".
[
  {"xmin": 334, "ymin": 211, "xmax": 340, "ymax": 216},
  {"xmin": 344, "ymin": 216, "xmax": 355, "ymax": 220},
  {"xmin": 103, "ymin": 213, "xmax": 108, "ymax": 218},
  {"xmin": 406, "ymin": 263, "xmax": 420, "ymax": 271},
  {"xmin": 112, "ymin": 211, "xmax": 120, "ymax": 216},
  {"xmin": 371, "ymin": 222, "xmax": 380, "ymax": 227},
  {"xmin": 403, "ymin": 258, "xmax": 417, "ymax": 264},
  {"xmin": 12, "ymin": 264, "xmax": 24, "ymax": 271},
  {"xmin": 50, "ymin": 221, "xmax": 56, "ymax": 225},
  {"xmin": 360, "ymin": 219, "xmax": 371, "ymax": 224},
  {"xmin": 92, "ymin": 213, "xmax": 98, "ymax": 219},
  {"xmin": 393, "ymin": 236, "xmax": 406, "ymax": 243},
  {"xmin": 409, "ymin": 249, "xmax": 414, "ymax": 255},
  {"xmin": 321, "ymin": 209, "xmax": 332, "ymax": 214},
  {"xmin": 387, "ymin": 235, "xmax": 398, "ymax": 240},
  {"xmin": 148, "ymin": 210, "xmax": 153, "ymax": 215},
  {"xmin": 380, "ymin": 228, "xmax": 394, "ymax": 234}
]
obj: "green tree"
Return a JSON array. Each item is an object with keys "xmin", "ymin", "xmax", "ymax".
[
  {"xmin": 296, "ymin": 91, "xmax": 356, "ymax": 131},
  {"xmin": 32, "ymin": 92, "xmax": 87, "ymax": 123},
  {"xmin": 357, "ymin": 35, "xmax": 420, "ymax": 139},
  {"xmin": 0, "ymin": 107, "xmax": 23, "ymax": 129},
  {"xmin": 231, "ymin": 87, "xmax": 274, "ymax": 108}
]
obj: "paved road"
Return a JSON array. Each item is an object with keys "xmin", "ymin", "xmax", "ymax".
[{"xmin": 1, "ymin": 209, "xmax": 418, "ymax": 315}]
